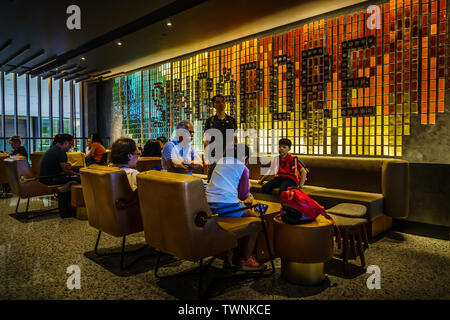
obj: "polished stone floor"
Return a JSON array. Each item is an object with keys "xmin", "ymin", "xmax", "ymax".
[{"xmin": 0, "ymin": 194, "xmax": 449, "ymax": 300}]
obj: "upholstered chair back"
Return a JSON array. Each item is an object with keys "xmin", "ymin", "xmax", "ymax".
[
  {"xmin": 30, "ymin": 151, "xmax": 45, "ymax": 177},
  {"xmin": 80, "ymin": 166, "xmax": 143, "ymax": 237},
  {"xmin": 136, "ymin": 157, "xmax": 162, "ymax": 172},
  {"xmin": 0, "ymin": 153, "xmax": 9, "ymax": 184},
  {"xmin": 136, "ymin": 171, "xmax": 237, "ymax": 261},
  {"xmin": 3, "ymin": 158, "xmax": 55, "ymax": 198},
  {"xmin": 67, "ymin": 152, "xmax": 86, "ymax": 167}
]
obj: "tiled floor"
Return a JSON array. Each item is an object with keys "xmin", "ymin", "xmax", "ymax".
[{"xmin": 0, "ymin": 195, "xmax": 449, "ymax": 300}]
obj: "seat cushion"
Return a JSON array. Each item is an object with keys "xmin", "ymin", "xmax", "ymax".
[
  {"xmin": 327, "ymin": 203, "xmax": 367, "ymax": 218},
  {"xmin": 328, "ymin": 214, "xmax": 367, "ymax": 227},
  {"xmin": 192, "ymin": 173, "xmax": 207, "ymax": 180},
  {"xmin": 216, "ymin": 216, "xmax": 262, "ymax": 239},
  {"xmin": 308, "ymin": 188, "xmax": 383, "ymax": 221},
  {"xmin": 251, "ymin": 183, "xmax": 326, "ymax": 197}
]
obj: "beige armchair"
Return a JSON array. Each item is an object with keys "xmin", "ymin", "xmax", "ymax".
[
  {"xmin": 79, "ymin": 165, "xmax": 146, "ymax": 270},
  {"xmin": 136, "ymin": 170, "xmax": 274, "ymax": 298},
  {"xmin": 3, "ymin": 158, "xmax": 59, "ymax": 219}
]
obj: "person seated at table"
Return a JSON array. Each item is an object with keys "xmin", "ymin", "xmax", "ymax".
[
  {"xmin": 161, "ymin": 120, "xmax": 203, "ymax": 174},
  {"xmin": 206, "ymin": 144, "xmax": 266, "ymax": 272},
  {"xmin": 110, "ymin": 138, "xmax": 140, "ymax": 191},
  {"xmin": 85, "ymin": 133, "xmax": 106, "ymax": 166},
  {"xmin": 141, "ymin": 139, "xmax": 162, "ymax": 157},
  {"xmin": 258, "ymin": 138, "xmax": 307, "ymax": 195},
  {"xmin": 39, "ymin": 134, "xmax": 80, "ymax": 185},
  {"xmin": 9, "ymin": 136, "xmax": 27, "ymax": 158}
]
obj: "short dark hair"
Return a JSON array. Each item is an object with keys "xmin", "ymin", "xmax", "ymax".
[
  {"xmin": 156, "ymin": 136, "xmax": 167, "ymax": 144},
  {"xmin": 226, "ymin": 144, "xmax": 250, "ymax": 163},
  {"xmin": 110, "ymin": 138, "xmax": 137, "ymax": 165},
  {"xmin": 91, "ymin": 133, "xmax": 104, "ymax": 146},
  {"xmin": 9, "ymin": 136, "xmax": 21, "ymax": 144},
  {"xmin": 52, "ymin": 134, "xmax": 74, "ymax": 146},
  {"xmin": 279, "ymin": 138, "xmax": 292, "ymax": 148},
  {"xmin": 212, "ymin": 94, "xmax": 225, "ymax": 103},
  {"xmin": 142, "ymin": 139, "xmax": 162, "ymax": 157},
  {"xmin": 176, "ymin": 120, "xmax": 192, "ymax": 130}
]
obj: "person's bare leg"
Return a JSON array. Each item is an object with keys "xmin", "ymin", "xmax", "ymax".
[{"xmin": 240, "ymin": 208, "xmax": 259, "ymax": 260}]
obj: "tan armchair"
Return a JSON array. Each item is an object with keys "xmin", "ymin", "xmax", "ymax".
[
  {"xmin": 79, "ymin": 165, "xmax": 146, "ymax": 270},
  {"xmin": 136, "ymin": 170, "xmax": 274, "ymax": 298},
  {"xmin": 136, "ymin": 157, "xmax": 162, "ymax": 172},
  {"xmin": 3, "ymin": 158, "xmax": 59, "ymax": 219}
]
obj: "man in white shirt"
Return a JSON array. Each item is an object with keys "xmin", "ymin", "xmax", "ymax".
[{"xmin": 162, "ymin": 120, "xmax": 203, "ymax": 174}]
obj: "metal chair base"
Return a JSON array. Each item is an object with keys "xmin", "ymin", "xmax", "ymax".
[
  {"xmin": 154, "ymin": 203, "xmax": 275, "ymax": 299},
  {"xmin": 15, "ymin": 197, "xmax": 59, "ymax": 219},
  {"xmin": 94, "ymin": 230, "xmax": 150, "ymax": 270}
]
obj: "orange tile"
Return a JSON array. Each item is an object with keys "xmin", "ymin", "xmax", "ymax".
[
  {"xmin": 421, "ymin": 113, "xmax": 428, "ymax": 124},
  {"xmin": 429, "ymin": 113, "xmax": 436, "ymax": 124}
]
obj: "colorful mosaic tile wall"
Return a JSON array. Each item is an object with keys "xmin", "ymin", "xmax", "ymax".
[{"xmin": 112, "ymin": 0, "xmax": 448, "ymax": 156}]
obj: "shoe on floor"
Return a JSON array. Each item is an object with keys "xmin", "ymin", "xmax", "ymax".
[{"xmin": 239, "ymin": 256, "xmax": 267, "ymax": 272}]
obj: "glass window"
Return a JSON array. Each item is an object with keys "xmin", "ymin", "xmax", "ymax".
[
  {"xmin": 63, "ymin": 80, "xmax": 71, "ymax": 134},
  {"xmin": 52, "ymin": 78, "xmax": 59, "ymax": 135},
  {"xmin": 0, "ymin": 74, "xmax": 3, "ymax": 151},
  {"xmin": 30, "ymin": 77, "xmax": 38, "ymax": 153},
  {"xmin": 41, "ymin": 78, "xmax": 51, "ymax": 151}
]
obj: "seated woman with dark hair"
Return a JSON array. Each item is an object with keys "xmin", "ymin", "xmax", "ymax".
[
  {"xmin": 141, "ymin": 139, "xmax": 162, "ymax": 157},
  {"xmin": 110, "ymin": 138, "xmax": 140, "ymax": 191},
  {"xmin": 85, "ymin": 133, "xmax": 106, "ymax": 166}
]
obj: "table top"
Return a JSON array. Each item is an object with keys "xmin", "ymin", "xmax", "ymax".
[
  {"xmin": 274, "ymin": 214, "xmax": 333, "ymax": 228},
  {"xmin": 243, "ymin": 199, "xmax": 281, "ymax": 216}
]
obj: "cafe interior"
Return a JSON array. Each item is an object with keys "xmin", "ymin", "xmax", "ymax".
[{"xmin": 0, "ymin": 0, "xmax": 449, "ymax": 300}]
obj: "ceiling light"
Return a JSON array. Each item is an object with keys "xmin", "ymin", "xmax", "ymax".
[
  {"xmin": 81, "ymin": 57, "xmax": 86, "ymax": 61},
  {"xmin": 167, "ymin": 21, "xmax": 172, "ymax": 27},
  {"xmin": 117, "ymin": 42, "xmax": 122, "ymax": 46}
]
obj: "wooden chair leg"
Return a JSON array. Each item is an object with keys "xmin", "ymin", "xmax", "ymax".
[
  {"xmin": 350, "ymin": 231, "xmax": 357, "ymax": 259},
  {"xmin": 355, "ymin": 228, "xmax": 365, "ymax": 268},
  {"xmin": 361, "ymin": 223, "xmax": 369, "ymax": 249},
  {"xmin": 342, "ymin": 229, "xmax": 349, "ymax": 276}
]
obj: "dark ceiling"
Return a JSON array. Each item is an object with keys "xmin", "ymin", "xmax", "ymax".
[{"xmin": 0, "ymin": 0, "xmax": 365, "ymax": 82}]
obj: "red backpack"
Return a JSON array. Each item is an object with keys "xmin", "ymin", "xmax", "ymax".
[{"xmin": 280, "ymin": 186, "xmax": 341, "ymax": 249}]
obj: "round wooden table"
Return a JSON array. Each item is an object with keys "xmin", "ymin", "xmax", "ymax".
[{"xmin": 274, "ymin": 215, "xmax": 334, "ymax": 285}]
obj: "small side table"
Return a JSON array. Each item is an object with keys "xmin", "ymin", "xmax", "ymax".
[
  {"xmin": 329, "ymin": 214, "xmax": 369, "ymax": 275},
  {"xmin": 274, "ymin": 215, "xmax": 334, "ymax": 285}
]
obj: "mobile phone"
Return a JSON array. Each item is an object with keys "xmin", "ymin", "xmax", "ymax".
[{"xmin": 255, "ymin": 204, "xmax": 268, "ymax": 213}]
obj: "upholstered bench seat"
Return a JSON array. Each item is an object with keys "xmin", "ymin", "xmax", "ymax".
[
  {"xmin": 216, "ymin": 217, "xmax": 262, "ymax": 239},
  {"xmin": 327, "ymin": 203, "xmax": 367, "ymax": 218},
  {"xmin": 309, "ymin": 188, "xmax": 383, "ymax": 221},
  {"xmin": 251, "ymin": 182, "xmax": 327, "ymax": 198}
]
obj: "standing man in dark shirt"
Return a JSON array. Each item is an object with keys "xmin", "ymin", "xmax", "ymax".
[
  {"xmin": 9, "ymin": 136, "xmax": 27, "ymax": 158},
  {"xmin": 39, "ymin": 134, "xmax": 80, "ymax": 185},
  {"xmin": 204, "ymin": 94, "xmax": 238, "ymax": 181}
]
